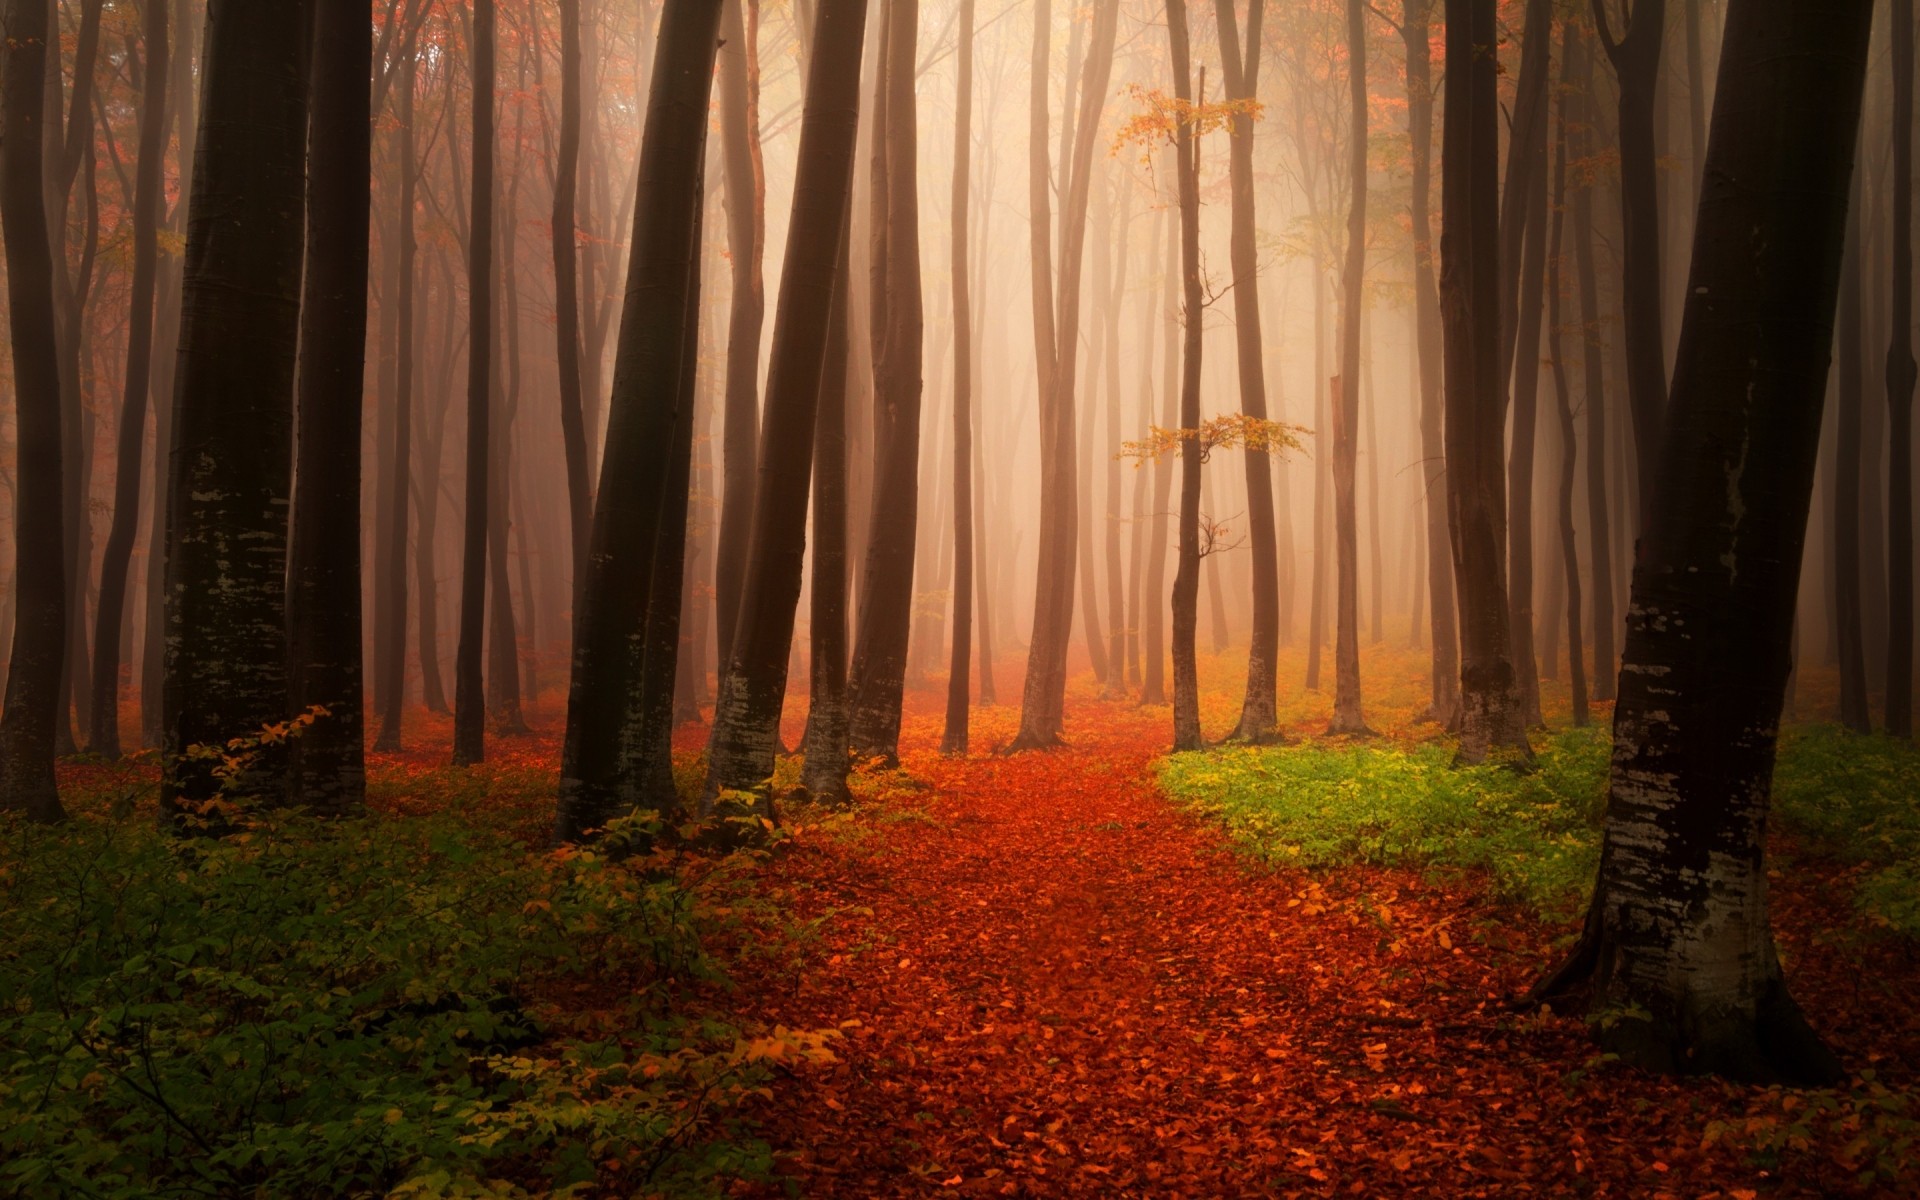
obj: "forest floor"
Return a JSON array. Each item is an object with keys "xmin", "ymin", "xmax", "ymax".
[{"xmin": 719, "ymin": 675, "xmax": 1920, "ymax": 1199}]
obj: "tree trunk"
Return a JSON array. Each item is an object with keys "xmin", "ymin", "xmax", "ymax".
[
  {"xmin": 705, "ymin": 0, "xmax": 869, "ymax": 800},
  {"xmin": 553, "ymin": 0, "xmax": 592, "ymax": 612},
  {"xmin": 1537, "ymin": 0, "xmax": 1870, "ymax": 1083},
  {"xmin": 1886, "ymin": 0, "xmax": 1916, "ymax": 737},
  {"xmin": 1441, "ymin": 0, "xmax": 1530, "ymax": 763},
  {"xmin": 1547, "ymin": 57, "xmax": 1590, "ymax": 729},
  {"xmin": 1405, "ymin": 0, "xmax": 1459, "ymax": 728},
  {"xmin": 0, "ymin": 0, "xmax": 69, "ymax": 821},
  {"xmin": 486, "ymin": 101, "xmax": 528, "ymax": 736},
  {"xmin": 1835, "ymin": 166, "xmax": 1872, "ymax": 733},
  {"xmin": 1306, "ymin": 269, "xmax": 1329, "ymax": 691},
  {"xmin": 1166, "ymin": 0, "xmax": 1204, "ymax": 752},
  {"xmin": 1593, "ymin": 0, "xmax": 1670, "ymax": 530},
  {"xmin": 943, "ymin": 0, "xmax": 975, "ymax": 752},
  {"xmin": 555, "ymin": 0, "xmax": 722, "ymax": 840},
  {"xmin": 1497, "ymin": 0, "xmax": 1553, "ymax": 381},
  {"xmin": 162, "ymin": 0, "xmax": 313, "ymax": 811},
  {"xmin": 847, "ymin": 0, "xmax": 927, "ymax": 764},
  {"xmin": 87, "ymin": 0, "xmax": 168, "ymax": 759},
  {"xmin": 1101, "ymin": 178, "xmax": 1132, "ymax": 702},
  {"xmin": 1328, "ymin": 0, "xmax": 1369, "ymax": 736},
  {"xmin": 452, "ymin": 0, "xmax": 495, "ymax": 766},
  {"xmin": 376, "ymin": 21, "xmax": 421, "ymax": 752},
  {"xmin": 805, "ymin": 221, "xmax": 858, "ymax": 798},
  {"xmin": 287, "ymin": 0, "xmax": 371, "ymax": 812},
  {"xmin": 1506, "ymin": 96, "xmax": 1551, "ymax": 729},
  {"xmin": 1142, "ymin": 204, "xmax": 1176, "ymax": 707}
]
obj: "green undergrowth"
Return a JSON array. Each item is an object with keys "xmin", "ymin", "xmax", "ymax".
[
  {"xmin": 0, "ymin": 757, "xmax": 832, "ymax": 1199},
  {"xmin": 1160, "ymin": 721, "xmax": 1920, "ymax": 933}
]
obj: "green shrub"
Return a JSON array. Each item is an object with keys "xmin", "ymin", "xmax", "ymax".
[{"xmin": 1772, "ymin": 725, "xmax": 1920, "ymax": 937}]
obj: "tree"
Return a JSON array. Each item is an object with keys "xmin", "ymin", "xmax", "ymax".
[
  {"xmin": 1592, "ymin": 0, "xmax": 1669, "ymax": 528},
  {"xmin": 162, "ymin": 0, "xmax": 314, "ymax": 810},
  {"xmin": 1536, "ymin": 0, "xmax": 1872, "ymax": 1083},
  {"xmin": 452, "ymin": 0, "xmax": 496, "ymax": 767},
  {"xmin": 0, "ymin": 0, "xmax": 68, "ymax": 822},
  {"xmin": 805, "ymin": 222, "xmax": 857, "ymax": 800},
  {"xmin": 1441, "ymin": 0, "xmax": 1530, "ymax": 763},
  {"xmin": 554, "ymin": 0, "xmax": 723, "ymax": 842},
  {"xmin": 1327, "ymin": 0, "xmax": 1369, "ymax": 736},
  {"xmin": 943, "ymin": 0, "xmax": 976, "ymax": 754},
  {"xmin": 1546, "ymin": 45, "xmax": 1590, "ymax": 729},
  {"xmin": 846, "ymin": 0, "xmax": 927, "ymax": 765},
  {"xmin": 1835, "ymin": 168, "xmax": 1872, "ymax": 733},
  {"xmin": 1887, "ymin": 0, "xmax": 1916, "ymax": 738},
  {"xmin": 704, "ymin": 0, "xmax": 871, "ymax": 801},
  {"xmin": 714, "ymin": 0, "xmax": 767, "ymax": 675},
  {"xmin": 552, "ymin": 0, "xmax": 592, "ymax": 608},
  {"xmin": 88, "ymin": 0, "xmax": 169, "ymax": 759},
  {"xmin": 287, "ymin": 0, "xmax": 374, "ymax": 813},
  {"xmin": 1166, "ymin": 0, "xmax": 1204, "ymax": 752}
]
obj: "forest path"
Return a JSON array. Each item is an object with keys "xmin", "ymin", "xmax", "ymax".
[{"xmin": 727, "ymin": 695, "xmax": 1642, "ymax": 1198}]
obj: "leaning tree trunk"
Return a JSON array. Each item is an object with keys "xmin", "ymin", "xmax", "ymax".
[
  {"xmin": 87, "ymin": 0, "xmax": 168, "ymax": 759},
  {"xmin": 1216, "ymin": 0, "xmax": 1281, "ymax": 742},
  {"xmin": 1328, "ymin": 0, "xmax": 1370, "ymax": 736},
  {"xmin": 1593, "ymin": 0, "xmax": 1670, "ymax": 531},
  {"xmin": 452, "ymin": 0, "xmax": 496, "ymax": 766},
  {"xmin": 1404, "ymin": 0, "xmax": 1459, "ymax": 728},
  {"xmin": 1537, "ymin": 0, "xmax": 1871, "ymax": 1084},
  {"xmin": 1166, "ymin": 0, "xmax": 1204, "ymax": 752},
  {"xmin": 376, "ymin": 25, "xmax": 422, "ymax": 752},
  {"xmin": 943, "ymin": 0, "xmax": 976, "ymax": 753},
  {"xmin": 705, "ymin": 0, "xmax": 870, "ymax": 802},
  {"xmin": 1886, "ymin": 0, "xmax": 1916, "ymax": 738},
  {"xmin": 1547, "ymin": 65, "xmax": 1590, "ymax": 729},
  {"xmin": 1441, "ymin": 0, "xmax": 1530, "ymax": 763},
  {"xmin": 287, "ymin": 0, "xmax": 373, "ymax": 813},
  {"xmin": 554, "ymin": 0, "xmax": 723, "ymax": 842},
  {"xmin": 162, "ymin": 0, "xmax": 313, "ymax": 811},
  {"xmin": 0, "ymin": 0, "xmax": 69, "ymax": 822}
]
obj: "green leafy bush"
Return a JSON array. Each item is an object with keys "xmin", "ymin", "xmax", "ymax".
[
  {"xmin": 1772, "ymin": 725, "xmax": 1920, "ymax": 938},
  {"xmin": 0, "ymin": 798, "xmax": 807, "ymax": 1199}
]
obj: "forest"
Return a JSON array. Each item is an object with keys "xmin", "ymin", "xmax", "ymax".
[{"xmin": 0, "ymin": 0, "xmax": 1916, "ymax": 1195}]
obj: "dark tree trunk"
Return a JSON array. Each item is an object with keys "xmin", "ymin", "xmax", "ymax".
[
  {"xmin": 714, "ymin": 0, "xmax": 766, "ymax": 675},
  {"xmin": 1497, "ymin": 0, "xmax": 1553, "ymax": 380},
  {"xmin": 554, "ymin": 0, "xmax": 722, "ymax": 841},
  {"xmin": 88, "ymin": 0, "xmax": 168, "ymax": 759},
  {"xmin": 1441, "ymin": 0, "xmax": 1530, "ymax": 763},
  {"xmin": 1166, "ymin": 0, "xmax": 1204, "ymax": 752},
  {"xmin": 486, "ymin": 113, "xmax": 528, "ymax": 736},
  {"xmin": 0, "ymin": 0, "xmax": 68, "ymax": 821},
  {"xmin": 1404, "ymin": 0, "xmax": 1459, "ymax": 728},
  {"xmin": 1593, "ymin": 0, "xmax": 1670, "ymax": 530},
  {"xmin": 453, "ymin": 0, "xmax": 495, "ymax": 766},
  {"xmin": 1835, "ymin": 169, "xmax": 1872, "ymax": 733},
  {"xmin": 287, "ymin": 0, "xmax": 371, "ymax": 812},
  {"xmin": 1216, "ymin": 0, "xmax": 1280, "ymax": 741},
  {"xmin": 1538, "ymin": 0, "xmax": 1871, "ymax": 1083},
  {"xmin": 1547, "ymin": 60, "xmax": 1590, "ymax": 728},
  {"xmin": 553, "ymin": 0, "xmax": 592, "ymax": 605},
  {"xmin": 943, "ymin": 0, "xmax": 975, "ymax": 753},
  {"xmin": 1328, "ymin": 0, "xmax": 1369, "ymax": 736},
  {"xmin": 1568, "ymin": 22, "xmax": 1618, "ymax": 702},
  {"xmin": 1886, "ymin": 0, "xmax": 1916, "ymax": 737},
  {"xmin": 847, "ymin": 0, "xmax": 927, "ymax": 764},
  {"xmin": 416, "ymin": 252, "xmax": 457, "ymax": 716},
  {"xmin": 805, "ymin": 222, "xmax": 857, "ymax": 799},
  {"xmin": 162, "ymin": 0, "xmax": 313, "ymax": 811},
  {"xmin": 376, "ymin": 21, "xmax": 421, "ymax": 752},
  {"xmin": 705, "ymin": 0, "xmax": 870, "ymax": 799},
  {"xmin": 1506, "ymin": 102, "xmax": 1550, "ymax": 729}
]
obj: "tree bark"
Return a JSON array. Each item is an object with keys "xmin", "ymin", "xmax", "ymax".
[
  {"xmin": 1506, "ymin": 97, "xmax": 1551, "ymax": 729},
  {"xmin": 554, "ymin": 0, "xmax": 723, "ymax": 840},
  {"xmin": 1547, "ymin": 56, "xmax": 1590, "ymax": 729},
  {"xmin": 287, "ymin": 0, "xmax": 372, "ymax": 812},
  {"xmin": 1835, "ymin": 167, "xmax": 1872, "ymax": 733},
  {"xmin": 1166, "ymin": 0, "xmax": 1204, "ymax": 752},
  {"xmin": 1101, "ymin": 177, "xmax": 1131, "ymax": 703},
  {"xmin": 376, "ymin": 16, "xmax": 422, "ymax": 752},
  {"xmin": 805, "ymin": 221, "xmax": 857, "ymax": 799},
  {"xmin": 1886, "ymin": 0, "xmax": 1916, "ymax": 737},
  {"xmin": 1441, "ymin": 0, "xmax": 1530, "ymax": 763},
  {"xmin": 0, "ymin": 0, "xmax": 68, "ymax": 821},
  {"xmin": 88, "ymin": 0, "xmax": 169, "ymax": 759},
  {"xmin": 1538, "ymin": 0, "xmax": 1870, "ymax": 1084},
  {"xmin": 553, "ymin": 0, "xmax": 592, "ymax": 612},
  {"xmin": 943, "ymin": 0, "xmax": 975, "ymax": 752},
  {"xmin": 452, "ymin": 0, "xmax": 495, "ymax": 766},
  {"xmin": 705, "ymin": 0, "xmax": 870, "ymax": 799},
  {"xmin": 162, "ymin": 0, "xmax": 314, "ymax": 811},
  {"xmin": 1328, "ymin": 0, "xmax": 1370, "ymax": 736}
]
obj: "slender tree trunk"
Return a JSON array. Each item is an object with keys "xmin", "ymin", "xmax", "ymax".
[
  {"xmin": 87, "ymin": 0, "xmax": 168, "ymax": 759},
  {"xmin": 1548, "ymin": 62, "xmax": 1589, "ymax": 728},
  {"xmin": 555, "ymin": 0, "xmax": 721, "ymax": 839},
  {"xmin": 486, "ymin": 113, "xmax": 528, "ymax": 735},
  {"xmin": 553, "ymin": 0, "xmax": 592, "ymax": 613},
  {"xmin": 416, "ymin": 254, "xmax": 457, "ymax": 715},
  {"xmin": 805, "ymin": 222, "xmax": 857, "ymax": 798},
  {"xmin": 1537, "ymin": 0, "xmax": 1870, "ymax": 1083},
  {"xmin": 1507, "ymin": 95, "xmax": 1551, "ymax": 729},
  {"xmin": 1835, "ymin": 161, "xmax": 1873, "ymax": 731},
  {"xmin": 287, "ymin": 0, "xmax": 371, "ymax": 812},
  {"xmin": 705, "ymin": 0, "xmax": 869, "ymax": 799},
  {"xmin": 1442, "ymin": 0, "xmax": 1530, "ymax": 763},
  {"xmin": 452, "ymin": 0, "xmax": 495, "ymax": 766},
  {"xmin": 1167, "ymin": 0, "xmax": 1204, "ymax": 751},
  {"xmin": 1364, "ymin": 321, "xmax": 1384, "ymax": 644},
  {"xmin": 714, "ymin": 0, "xmax": 767, "ymax": 675},
  {"xmin": 1306, "ymin": 269, "xmax": 1329, "ymax": 690},
  {"xmin": 376, "ymin": 24, "xmax": 420, "ymax": 752},
  {"xmin": 1203, "ymin": 465, "xmax": 1229, "ymax": 653},
  {"xmin": 0, "ymin": 0, "xmax": 68, "ymax": 821},
  {"xmin": 943, "ymin": 0, "xmax": 975, "ymax": 751},
  {"xmin": 1405, "ymin": 0, "xmax": 1459, "ymax": 727},
  {"xmin": 1328, "ymin": 0, "xmax": 1369, "ymax": 735},
  {"xmin": 162, "ymin": 0, "xmax": 313, "ymax": 811},
  {"xmin": 1593, "ymin": 0, "xmax": 1670, "ymax": 530},
  {"xmin": 1101, "ymin": 179, "xmax": 1131, "ymax": 702},
  {"xmin": 1141, "ymin": 204, "xmax": 1176, "ymax": 707},
  {"xmin": 1887, "ymin": 0, "xmax": 1916, "ymax": 737},
  {"xmin": 1497, "ymin": 0, "xmax": 1553, "ymax": 381}
]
